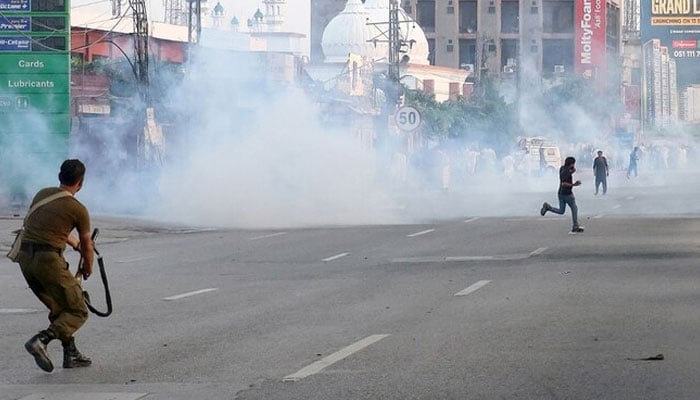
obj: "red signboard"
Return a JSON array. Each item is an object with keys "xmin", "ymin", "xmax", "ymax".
[
  {"xmin": 574, "ymin": 0, "xmax": 606, "ymax": 89},
  {"xmin": 672, "ymin": 40, "xmax": 698, "ymax": 49}
]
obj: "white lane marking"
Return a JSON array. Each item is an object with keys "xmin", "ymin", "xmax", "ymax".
[
  {"xmin": 249, "ymin": 232, "xmax": 287, "ymax": 240},
  {"xmin": 454, "ymin": 280, "xmax": 491, "ymax": 296},
  {"xmin": 530, "ymin": 247, "xmax": 548, "ymax": 256},
  {"xmin": 505, "ymin": 218, "xmax": 565, "ymax": 222},
  {"xmin": 19, "ymin": 394, "xmax": 147, "ymax": 400},
  {"xmin": 407, "ymin": 229, "xmax": 435, "ymax": 237},
  {"xmin": 593, "ymin": 214, "xmax": 604, "ymax": 219},
  {"xmin": 445, "ymin": 256, "xmax": 495, "ymax": 261},
  {"xmin": 322, "ymin": 252, "xmax": 349, "ymax": 262},
  {"xmin": 115, "ymin": 256, "xmax": 155, "ymax": 264},
  {"xmin": 179, "ymin": 228, "xmax": 218, "ymax": 234},
  {"xmin": 162, "ymin": 288, "xmax": 218, "ymax": 301},
  {"xmin": 464, "ymin": 217, "xmax": 480, "ymax": 223},
  {"xmin": 283, "ymin": 334, "xmax": 390, "ymax": 382},
  {"xmin": 612, "ymin": 204, "xmax": 622, "ymax": 209},
  {"xmin": 626, "ymin": 196, "xmax": 635, "ymax": 200},
  {"xmin": 0, "ymin": 308, "xmax": 41, "ymax": 314},
  {"xmin": 394, "ymin": 247, "xmax": 547, "ymax": 263}
]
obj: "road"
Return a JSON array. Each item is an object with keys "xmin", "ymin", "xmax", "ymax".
[{"xmin": 1, "ymin": 171, "xmax": 699, "ymax": 400}]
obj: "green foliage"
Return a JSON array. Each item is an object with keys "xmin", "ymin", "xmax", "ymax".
[
  {"xmin": 404, "ymin": 78, "xmax": 518, "ymax": 152},
  {"xmin": 70, "ymin": 55, "xmax": 106, "ymax": 74}
]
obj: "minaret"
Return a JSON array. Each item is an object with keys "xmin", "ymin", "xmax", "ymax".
[{"xmin": 263, "ymin": 0, "xmax": 286, "ymax": 32}]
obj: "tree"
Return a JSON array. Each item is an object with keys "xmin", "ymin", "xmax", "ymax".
[{"xmin": 404, "ymin": 77, "xmax": 518, "ymax": 154}]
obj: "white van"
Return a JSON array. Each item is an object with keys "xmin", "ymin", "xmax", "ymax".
[{"xmin": 518, "ymin": 137, "xmax": 562, "ymax": 173}]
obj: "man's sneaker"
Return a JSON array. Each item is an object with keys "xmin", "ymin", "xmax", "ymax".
[
  {"xmin": 540, "ymin": 202, "xmax": 550, "ymax": 216},
  {"xmin": 571, "ymin": 226, "xmax": 585, "ymax": 233},
  {"xmin": 25, "ymin": 331, "xmax": 55, "ymax": 372},
  {"xmin": 63, "ymin": 337, "xmax": 92, "ymax": 368}
]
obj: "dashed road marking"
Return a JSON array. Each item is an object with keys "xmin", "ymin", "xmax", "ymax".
[
  {"xmin": 322, "ymin": 252, "xmax": 349, "ymax": 262},
  {"xmin": 115, "ymin": 256, "xmax": 155, "ymax": 263},
  {"xmin": 454, "ymin": 280, "xmax": 491, "ymax": 296},
  {"xmin": 464, "ymin": 217, "xmax": 480, "ymax": 223},
  {"xmin": 505, "ymin": 218, "xmax": 566, "ymax": 222},
  {"xmin": 626, "ymin": 196, "xmax": 635, "ymax": 200},
  {"xmin": 529, "ymin": 247, "xmax": 548, "ymax": 256},
  {"xmin": 0, "ymin": 308, "xmax": 41, "ymax": 314},
  {"xmin": 407, "ymin": 229, "xmax": 435, "ymax": 237},
  {"xmin": 393, "ymin": 247, "xmax": 547, "ymax": 263},
  {"xmin": 593, "ymin": 214, "xmax": 604, "ymax": 219},
  {"xmin": 162, "ymin": 288, "xmax": 218, "ymax": 301},
  {"xmin": 249, "ymin": 232, "xmax": 287, "ymax": 240},
  {"xmin": 283, "ymin": 334, "xmax": 390, "ymax": 382},
  {"xmin": 612, "ymin": 204, "xmax": 622, "ymax": 209},
  {"xmin": 19, "ymin": 394, "xmax": 147, "ymax": 400}
]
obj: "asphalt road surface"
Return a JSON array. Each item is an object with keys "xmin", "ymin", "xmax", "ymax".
[{"xmin": 1, "ymin": 171, "xmax": 699, "ymax": 400}]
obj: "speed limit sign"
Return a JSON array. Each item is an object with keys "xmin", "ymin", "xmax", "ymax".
[{"xmin": 395, "ymin": 105, "xmax": 422, "ymax": 131}]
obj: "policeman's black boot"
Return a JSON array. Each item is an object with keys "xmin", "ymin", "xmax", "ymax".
[
  {"xmin": 25, "ymin": 330, "xmax": 55, "ymax": 372},
  {"xmin": 62, "ymin": 337, "xmax": 92, "ymax": 368}
]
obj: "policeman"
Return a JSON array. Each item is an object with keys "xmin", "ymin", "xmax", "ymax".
[{"xmin": 19, "ymin": 159, "xmax": 94, "ymax": 372}]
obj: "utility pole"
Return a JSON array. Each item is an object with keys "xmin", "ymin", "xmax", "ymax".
[
  {"xmin": 129, "ymin": 0, "xmax": 163, "ymax": 167},
  {"xmin": 187, "ymin": 0, "xmax": 202, "ymax": 44},
  {"xmin": 366, "ymin": 0, "xmax": 413, "ymax": 108},
  {"xmin": 130, "ymin": 0, "xmax": 149, "ymax": 103}
]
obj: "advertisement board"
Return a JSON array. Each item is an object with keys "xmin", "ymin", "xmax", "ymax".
[
  {"xmin": 574, "ymin": 0, "xmax": 607, "ymax": 88},
  {"xmin": 0, "ymin": 0, "xmax": 71, "ymax": 194},
  {"xmin": 641, "ymin": 0, "xmax": 700, "ymax": 89}
]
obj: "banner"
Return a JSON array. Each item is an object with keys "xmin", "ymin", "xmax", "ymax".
[
  {"xmin": 641, "ymin": 0, "xmax": 700, "ymax": 89},
  {"xmin": 574, "ymin": 0, "xmax": 607, "ymax": 88}
]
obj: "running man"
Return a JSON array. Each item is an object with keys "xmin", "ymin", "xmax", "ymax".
[{"xmin": 540, "ymin": 156, "xmax": 584, "ymax": 233}]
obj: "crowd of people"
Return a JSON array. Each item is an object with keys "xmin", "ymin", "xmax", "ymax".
[{"xmin": 390, "ymin": 138, "xmax": 697, "ymax": 191}]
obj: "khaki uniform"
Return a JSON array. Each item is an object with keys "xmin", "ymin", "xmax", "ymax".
[{"xmin": 19, "ymin": 187, "xmax": 91, "ymax": 343}]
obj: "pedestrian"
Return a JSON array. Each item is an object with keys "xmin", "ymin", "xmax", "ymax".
[
  {"xmin": 627, "ymin": 146, "xmax": 640, "ymax": 178},
  {"xmin": 540, "ymin": 156, "xmax": 584, "ymax": 233},
  {"xmin": 19, "ymin": 159, "xmax": 94, "ymax": 372},
  {"xmin": 593, "ymin": 150, "xmax": 609, "ymax": 195}
]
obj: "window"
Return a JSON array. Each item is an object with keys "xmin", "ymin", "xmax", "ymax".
[
  {"xmin": 501, "ymin": 39, "xmax": 518, "ymax": 68},
  {"xmin": 501, "ymin": 1, "xmax": 518, "ymax": 33},
  {"xmin": 416, "ymin": 0, "xmax": 435, "ymax": 32},
  {"xmin": 543, "ymin": 1, "xmax": 573, "ymax": 33},
  {"xmin": 542, "ymin": 39, "xmax": 574, "ymax": 74},
  {"xmin": 427, "ymin": 38, "xmax": 436, "ymax": 65},
  {"xmin": 459, "ymin": 1, "xmax": 477, "ymax": 33},
  {"xmin": 459, "ymin": 39, "xmax": 476, "ymax": 67}
]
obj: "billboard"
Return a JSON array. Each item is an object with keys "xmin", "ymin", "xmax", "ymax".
[
  {"xmin": 641, "ymin": 0, "xmax": 700, "ymax": 89},
  {"xmin": 0, "ymin": 0, "xmax": 71, "ymax": 195},
  {"xmin": 574, "ymin": 0, "xmax": 607, "ymax": 88}
]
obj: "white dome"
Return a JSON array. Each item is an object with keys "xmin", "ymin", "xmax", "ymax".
[
  {"xmin": 363, "ymin": 0, "xmax": 430, "ymax": 65},
  {"xmin": 321, "ymin": 0, "xmax": 373, "ymax": 63}
]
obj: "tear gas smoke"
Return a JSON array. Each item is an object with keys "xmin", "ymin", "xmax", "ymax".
[{"xmin": 4, "ymin": 41, "xmax": 699, "ymax": 225}]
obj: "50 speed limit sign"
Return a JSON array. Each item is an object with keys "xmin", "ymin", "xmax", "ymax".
[{"xmin": 395, "ymin": 105, "xmax": 422, "ymax": 131}]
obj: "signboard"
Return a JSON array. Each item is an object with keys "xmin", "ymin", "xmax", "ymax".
[
  {"xmin": 0, "ymin": 74, "xmax": 70, "ymax": 93},
  {"xmin": 0, "ymin": 36, "xmax": 30, "ymax": 50},
  {"xmin": 395, "ymin": 105, "xmax": 422, "ymax": 131},
  {"xmin": 0, "ymin": 0, "xmax": 30, "ymax": 11},
  {"xmin": 574, "ymin": 0, "xmax": 606, "ymax": 88},
  {"xmin": 0, "ymin": 16, "xmax": 31, "ymax": 31},
  {"xmin": 0, "ymin": 0, "xmax": 71, "ymax": 195},
  {"xmin": 641, "ymin": 0, "xmax": 700, "ymax": 89},
  {"xmin": 0, "ymin": 53, "xmax": 69, "ymax": 73}
]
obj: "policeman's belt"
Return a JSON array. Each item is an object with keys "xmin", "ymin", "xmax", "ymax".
[{"xmin": 21, "ymin": 242, "xmax": 62, "ymax": 255}]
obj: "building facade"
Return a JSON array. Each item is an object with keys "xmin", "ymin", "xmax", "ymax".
[
  {"xmin": 312, "ymin": 0, "xmax": 621, "ymax": 85},
  {"xmin": 642, "ymin": 39, "xmax": 679, "ymax": 128},
  {"xmin": 680, "ymin": 86, "xmax": 700, "ymax": 123}
]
